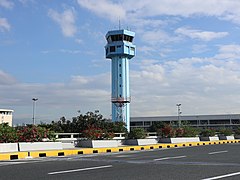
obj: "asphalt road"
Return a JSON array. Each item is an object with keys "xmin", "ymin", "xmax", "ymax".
[{"xmin": 1, "ymin": 143, "xmax": 240, "ymax": 180}]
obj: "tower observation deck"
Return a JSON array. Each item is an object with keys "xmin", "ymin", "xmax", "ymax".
[{"xmin": 105, "ymin": 29, "xmax": 136, "ymax": 131}]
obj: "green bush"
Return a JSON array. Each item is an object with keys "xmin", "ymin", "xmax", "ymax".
[
  {"xmin": 218, "ymin": 128, "xmax": 232, "ymax": 136},
  {"xmin": 234, "ymin": 127, "xmax": 240, "ymax": 135},
  {"xmin": 0, "ymin": 123, "xmax": 18, "ymax": 143},
  {"xmin": 127, "ymin": 128, "xmax": 146, "ymax": 139},
  {"xmin": 109, "ymin": 122, "xmax": 128, "ymax": 133},
  {"xmin": 182, "ymin": 126, "xmax": 200, "ymax": 137},
  {"xmin": 200, "ymin": 129, "xmax": 216, "ymax": 137},
  {"xmin": 149, "ymin": 121, "xmax": 164, "ymax": 132}
]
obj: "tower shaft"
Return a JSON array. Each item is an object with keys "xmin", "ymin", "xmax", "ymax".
[{"xmin": 111, "ymin": 57, "xmax": 130, "ymax": 131}]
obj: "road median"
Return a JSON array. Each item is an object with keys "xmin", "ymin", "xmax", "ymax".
[{"xmin": 0, "ymin": 139, "xmax": 239, "ymax": 161}]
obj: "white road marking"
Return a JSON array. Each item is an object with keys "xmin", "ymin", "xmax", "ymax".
[
  {"xmin": 115, "ymin": 155, "xmax": 131, "ymax": 158},
  {"xmin": 154, "ymin": 155, "xmax": 186, "ymax": 161},
  {"xmin": 0, "ymin": 161, "xmax": 27, "ymax": 166},
  {"xmin": 208, "ymin": 150, "xmax": 228, "ymax": 155},
  {"xmin": 202, "ymin": 171, "xmax": 240, "ymax": 180},
  {"xmin": 48, "ymin": 165, "xmax": 113, "ymax": 175}
]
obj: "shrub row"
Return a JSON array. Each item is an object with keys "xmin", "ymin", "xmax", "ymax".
[
  {"xmin": 0, "ymin": 123, "xmax": 55, "ymax": 143},
  {"xmin": 155, "ymin": 124, "xmax": 240, "ymax": 138}
]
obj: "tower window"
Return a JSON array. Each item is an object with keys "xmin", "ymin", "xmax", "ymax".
[
  {"xmin": 119, "ymin": 64, "xmax": 121, "ymax": 67},
  {"xmin": 119, "ymin": 74, "xmax": 122, "ymax": 77},
  {"xmin": 105, "ymin": 48, "xmax": 108, "ymax": 55},
  {"xmin": 110, "ymin": 46, "xmax": 115, "ymax": 52},
  {"xmin": 107, "ymin": 36, "xmax": 112, "ymax": 43},
  {"xmin": 111, "ymin": 34, "xmax": 123, "ymax": 42},
  {"xmin": 124, "ymin": 35, "xmax": 133, "ymax": 42},
  {"xmin": 119, "ymin": 85, "xmax": 121, "ymax": 87}
]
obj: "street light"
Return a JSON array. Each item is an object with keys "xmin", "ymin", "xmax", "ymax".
[
  {"xmin": 95, "ymin": 110, "xmax": 99, "ymax": 114},
  {"xmin": 1, "ymin": 115, "xmax": 4, "ymax": 124},
  {"xmin": 176, "ymin": 103, "xmax": 182, "ymax": 127},
  {"xmin": 32, "ymin": 98, "xmax": 38, "ymax": 125}
]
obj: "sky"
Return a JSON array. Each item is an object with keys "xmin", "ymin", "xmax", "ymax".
[{"xmin": 1, "ymin": 0, "xmax": 240, "ymax": 125}]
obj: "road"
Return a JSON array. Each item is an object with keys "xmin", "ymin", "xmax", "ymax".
[{"xmin": 0, "ymin": 143, "xmax": 240, "ymax": 180}]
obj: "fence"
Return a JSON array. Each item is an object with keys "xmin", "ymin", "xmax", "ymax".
[{"xmin": 55, "ymin": 132, "xmax": 158, "ymax": 142}]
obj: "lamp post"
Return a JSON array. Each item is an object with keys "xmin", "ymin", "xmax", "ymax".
[
  {"xmin": 1, "ymin": 115, "xmax": 4, "ymax": 124},
  {"xmin": 176, "ymin": 104, "xmax": 182, "ymax": 127},
  {"xmin": 32, "ymin": 98, "xmax": 38, "ymax": 125},
  {"xmin": 95, "ymin": 110, "xmax": 99, "ymax": 114}
]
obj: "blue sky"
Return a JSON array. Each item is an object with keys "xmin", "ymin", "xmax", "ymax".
[{"xmin": 1, "ymin": 0, "xmax": 240, "ymax": 125}]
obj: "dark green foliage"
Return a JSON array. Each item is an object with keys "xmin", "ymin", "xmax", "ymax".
[
  {"xmin": 149, "ymin": 121, "xmax": 165, "ymax": 132},
  {"xmin": 218, "ymin": 128, "xmax": 233, "ymax": 136},
  {"xmin": 127, "ymin": 128, "xmax": 146, "ymax": 139},
  {"xmin": 200, "ymin": 128, "xmax": 216, "ymax": 137},
  {"xmin": 48, "ymin": 111, "xmax": 127, "ymax": 134},
  {"xmin": 182, "ymin": 126, "xmax": 200, "ymax": 137},
  {"xmin": 0, "ymin": 123, "xmax": 18, "ymax": 143},
  {"xmin": 234, "ymin": 127, "xmax": 240, "ymax": 135}
]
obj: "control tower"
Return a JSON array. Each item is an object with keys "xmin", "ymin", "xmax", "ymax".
[{"xmin": 105, "ymin": 29, "xmax": 136, "ymax": 132}]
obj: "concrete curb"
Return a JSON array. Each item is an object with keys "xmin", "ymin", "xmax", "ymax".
[{"xmin": 0, "ymin": 139, "xmax": 239, "ymax": 161}]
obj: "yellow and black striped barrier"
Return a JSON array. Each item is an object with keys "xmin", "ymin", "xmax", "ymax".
[{"xmin": 0, "ymin": 140, "xmax": 239, "ymax": 161}]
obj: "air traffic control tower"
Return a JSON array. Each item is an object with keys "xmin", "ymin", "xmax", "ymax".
[{"xmin": 105, "ymin": 29, "xmax": 136, "ymax": 131}]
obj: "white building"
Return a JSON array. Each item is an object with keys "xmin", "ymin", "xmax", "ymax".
[
  {"xmin": 0, "ymin": 109, "xmax": 13, "ymax": 126},
  {"xmin": 131, "ymin": 114, "xmax": 240, "ymax": 130}
]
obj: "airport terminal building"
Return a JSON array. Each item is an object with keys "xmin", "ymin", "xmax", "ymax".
[{"xmin": 130, "ymin": 114, "xmax": 240, "ymax": 130}]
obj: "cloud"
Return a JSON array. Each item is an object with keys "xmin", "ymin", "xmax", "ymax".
[
  {"xmin": 77, "ymin": 0, "xmax": 240, "ymax": 25},
  {"xmin": 0, "ymin": 70, "xmax": 16, "ymax": 85},
  {"xmin": 192, "ymin": 44, "xmax": 209, "ymax": 54},
  {"xmin": 175, "ymin": 27, "xmax": 228, "ymax": 41},
  {"xmin": 48, "ymin": 8, "xmax": 77, "ymax": 37},
  {"xmin": 77, "ymin": 0, "xmax": 126, "ymax": 21},
  {"xmin": 215, "ymin": 44, "xmax": 240, "ymax": 60},
  {"xmin": 18, "ymin": 0, "xmax": 35, "ymax": 5},
  {"xmin": 141, "ymin": 29, "xmax": 179, "ymax": 45},
  {"xmin": 0, "ymin": 0, "xmax": 14, "ymax": 9},
  {"xmin": 59, "ymin": 49, "xmax": 81, "ymax": 54},
  {"xmin": 75, "ymin": 38, "xmax": 83, "ymax": 44},
  {"xmin": 127, "ymin": 0, "xmax": 240, "ymax": 26},
  {"xmin": 0, "ymin": 17, "xmax": 11, "ymax": 32}
]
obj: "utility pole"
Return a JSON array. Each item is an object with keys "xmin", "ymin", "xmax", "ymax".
[
  {"xmin": 176, "ymin": 104, "xmax": 182, "ymax": 127},
  {"xmin": 32, "ymin": 98, "xmax": 38, "ymax": 125}
]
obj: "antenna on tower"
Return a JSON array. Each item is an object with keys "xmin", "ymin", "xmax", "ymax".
[{"xmin": 119, "ymin": 18, "xmax": 121, "ymax": 30}]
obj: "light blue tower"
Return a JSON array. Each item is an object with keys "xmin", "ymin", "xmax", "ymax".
[{"xmin": 105, "ymin": 29, "xmax": 136, "ymax": 132}]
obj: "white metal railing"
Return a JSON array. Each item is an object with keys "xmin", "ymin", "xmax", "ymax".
[{"xmin": 54, "ymin": 132, "xmax": 158, "ymax": 141}]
